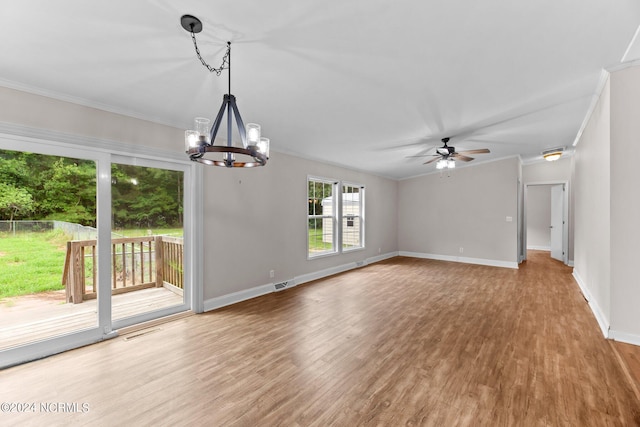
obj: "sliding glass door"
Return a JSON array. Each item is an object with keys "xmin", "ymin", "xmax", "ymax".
[
  {"xmin": 110, "ymin": 157, "xmax": 190, "ymax": 329},
  {"xmin": 0, "ymin": 135, "xmax": 196, "ymax": 367},
  {"xmin": 0, "ymin": 147, "xmax": 101, "ymax": 352}
]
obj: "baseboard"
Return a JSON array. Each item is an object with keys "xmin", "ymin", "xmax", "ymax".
[
  {"xmin": 295, "ymin": 261, "xmax": 362, "ymax": 286},
  {"xmin": 572, "ymin": 269, "xmax": 610, "ymax": 338},
  {"xmin": 527, "ymin": 245, "xmax": 550, "ymax": 251},
  {"xmin": 366, "ymin": 251, "xmax": 399, "ymax": 265},
  {"xmin": 567, "ymin": 259, "xmax": 575, "ymax": 267},
  {"xmin": 204, "ymin": 283, "xmax": 274, "ymax": 312},
  {"xmin": 204, "ymin": 252, "xmax": 399, "ymax": 312},
  {"xmin": 610, "ymin": 330, "xmax": 640, "ymax": 347},
  {"xmin": 398, "ymin": 251, "xmax": 518, "ymax": 269}
]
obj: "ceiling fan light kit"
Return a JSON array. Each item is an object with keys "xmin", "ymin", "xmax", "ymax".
[
  {"xmin": 423, "ymin": 137, "xmax": 490, "ymax": 169},
  {"xmin": 542, "ymin": 147, "xmax": 564, "ymax": 162},
  {"xmin": 181, "ymin": 14, "xmax": 269, "ymax": 168}
]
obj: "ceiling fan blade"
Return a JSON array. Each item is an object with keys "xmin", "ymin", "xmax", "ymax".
[
  {"xmin": 405, "ymin": 145, "xmax": 438, "ymax": 158},
  {"xmin": 452, "ymin": 153, "xmax": 474, "ymax": 162},
  {"xmin": 457, "ymin": 148, "xmax": 490, "ymax": 155},
  {"xmin": 424, "ymin": 156, "xmax": 442, "ymax": 165},
  {"xmin": 406, "ymin": 154, "xmax": 437, "ymax": 158}
]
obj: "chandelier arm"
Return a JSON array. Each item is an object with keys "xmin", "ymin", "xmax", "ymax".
[
  {"xmin": 209, "ymin": 96, "xmax": 229, "ymax": 143},
  {"xmin": 229, "ymin": 97, "xmax": 247, "ymax": 144},
  {"xmin": 226, "ymin": 102, "xmax": 233, "ymax": 166}
]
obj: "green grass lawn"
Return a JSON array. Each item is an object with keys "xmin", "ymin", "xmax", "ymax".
[
  {"xmin": 308, "ymin": 228, "xmax": 333, "ymax": 252},
  {"xmin": 0, "ymin": 230, "xmax": 70, "ymax": 298}
]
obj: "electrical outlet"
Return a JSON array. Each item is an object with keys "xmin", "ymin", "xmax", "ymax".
[
  {"xmin": 269, "ymin": 270, "xmax": 275, "ymax": 278},
  {"xmin": 459, "ymin": 247, "xmax": 464, "ymax": 254}
]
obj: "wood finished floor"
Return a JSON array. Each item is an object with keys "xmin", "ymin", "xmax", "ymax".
[{"xmin": 1, "ymin": 251, "xmax": 639, "ymax": 426}]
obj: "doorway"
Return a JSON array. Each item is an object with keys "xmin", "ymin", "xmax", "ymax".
[{"xmin": 523, "ymin": 182, "xmax": 569, "ymax": 264}]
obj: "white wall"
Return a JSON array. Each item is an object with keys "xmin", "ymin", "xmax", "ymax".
[
  {"xmin": 398, "ymin": 157, "xmax": 519, "ymax": 267},
  {"xmin": 610, "ymin": 66, "xmax": 640, "ymax": 343},
  {"xmin": 0, "ymin": 86, "xmax": 399, "ymax": 306},
  {"xmin": 572, "ymin": 77, "xmax": 611, "ymax": 335},
  {"xmin": 526, "ymin": 186, "xmax": 551, "ymax": 250}
]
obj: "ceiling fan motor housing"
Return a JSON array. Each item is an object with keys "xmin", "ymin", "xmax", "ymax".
[{"xmin": 437, "ymin": 146, "xmax": 455, "ymax": 156}]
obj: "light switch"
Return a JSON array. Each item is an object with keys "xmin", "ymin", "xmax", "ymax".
[{"xmin": 506, "ymin": 216, "xmax": 513, "ymax": 222}]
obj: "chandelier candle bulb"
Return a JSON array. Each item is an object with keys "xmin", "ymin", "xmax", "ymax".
[
  {"xmin": 258, "ymin": 137, "xmax": 270, "ymax": 158},
  {"xmin": 185, "ymin": 130, "xmax": 200, "ymax": 152},
  {"xmin": 246, "ymin": 123, "xmax": 261, "ymax": 148},
  {"xmin": 194, "ymin": 117, "xmax": 211, "ymax": 142}
]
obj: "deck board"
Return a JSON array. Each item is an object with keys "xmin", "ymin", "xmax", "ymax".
[{"xmin": 0, "ymin": 288, "xmax": 183, "ymax": 350}]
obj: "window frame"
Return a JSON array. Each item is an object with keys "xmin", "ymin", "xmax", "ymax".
[
  {"xmin": 307, "ymin": 176, "xmax": 338, "ymax": 259},
  {"xmin": 341, "ymin": 181, "xmax": 365, "ymax": 252}
]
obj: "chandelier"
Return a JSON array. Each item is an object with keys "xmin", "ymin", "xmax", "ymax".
[{"xmin": 181, "ymin": 15, "xmax": 269, "ymax": 167}]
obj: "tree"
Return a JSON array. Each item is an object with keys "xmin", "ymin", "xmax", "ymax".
[
  {"xmin": 40, "ymin": 158, "xmax": 96, "ymax": 226},
  {"xmin": 0, "ymin": 183, "xmax": 35, "ymax": 228}
]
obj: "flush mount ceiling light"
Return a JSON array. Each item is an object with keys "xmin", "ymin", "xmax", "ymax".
[
  {"xmin": 542, "ymin": 147, "xmax": 564, "ymax": 162},
  {"xmin": 181, "ymin": 14, "xmax": 269, "ymax": 168}
]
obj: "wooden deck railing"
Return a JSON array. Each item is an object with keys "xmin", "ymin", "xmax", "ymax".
[{"xmin": 62, "ymin": 235, "xmax": 184, "ymax": 304}]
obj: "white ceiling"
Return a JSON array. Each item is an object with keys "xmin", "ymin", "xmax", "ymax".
[{"xmin": 1, "ymin": 1, "xmax": 639, "ymax": 179}]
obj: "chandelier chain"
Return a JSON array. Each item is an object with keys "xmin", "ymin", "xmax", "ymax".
[{"xmin": 190, "ymin": 32, "xmax": 229, "ymax": 76}]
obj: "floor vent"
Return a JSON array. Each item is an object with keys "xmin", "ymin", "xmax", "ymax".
[{"xmin": 274, "ymin": 280, "xmax": 295, "ymax": 292}]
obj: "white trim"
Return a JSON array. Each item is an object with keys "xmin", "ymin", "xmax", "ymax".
[
  {"xmin": 607, "ymin": 58, "xmax": 640, "ymax": 73},
  {"xmin": 203, "ymin": 283, "xmax": 275, "ymax": 312},
  {"xmin": 366, "ymin": 251, "xmax": 399, "ymax": 265},
  {"xmin": 0, "ymin": 121, "xmax": 187, "ymax": 164},
  {"xmin": 610, "ymin": 331, "xmax": 640, "ymax": 347},
  {"xmin": 567, "ymin": 259, "xmax": 574, "ymax": 268},
  {"xmin": 296, "ymin": 261, "xmax": 363, "ymax": 285},
  {"xmin": 621, "ymin": 23, "xmax": 640, "ymax": 63},
  {"xmin": 527, "ymin": 245, "xmax": 550, "ymax": 251},
  {"xmin": 399, "ymin": 251, "xmax": 518, "ymax": 269},
  {"xmin": 572, "ymin": 70, "xmax": 609, "ymax": 147},
  {"xmin": 572, "ymin": 269, "xmax": 610, "ymax": 338}
]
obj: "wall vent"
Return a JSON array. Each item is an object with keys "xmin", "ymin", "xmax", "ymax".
[
  {"xmin": 356, "ymin": 260, "xmax": 365, "ymax": 267},
  {"xmin": 274, "ymin": 280, "xmax": 296, "ymax": 292}
]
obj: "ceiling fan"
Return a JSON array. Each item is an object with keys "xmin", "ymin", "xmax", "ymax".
[{"xmin": 422, "ymin": 137, "xmax": 490, "ymax": 166}]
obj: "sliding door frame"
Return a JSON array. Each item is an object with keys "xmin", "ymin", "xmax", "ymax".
[{"xmin": 0, "ymin": 128, "xmax": 202, "ymax": 368}]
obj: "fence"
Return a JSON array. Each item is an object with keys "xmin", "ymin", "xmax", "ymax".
[
  {"xmin": 62, "ymin": 235, "xmax": 184, "ymax": 304},
  {"xmin": 0, "ymin": 220, "xmax": 54, "ymax": 234},
  {"xmin": 0, "ymin": 220, "xmax": 97, "ymax": 240}
]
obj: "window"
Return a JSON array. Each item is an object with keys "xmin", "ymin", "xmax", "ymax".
[
  {"xmin": 342, "ymin": 183, "xmax": 364, "ymax": 251},
  {"xmin": 308, "ymin": 177, "xmax": 337, "ymax": 257}
]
